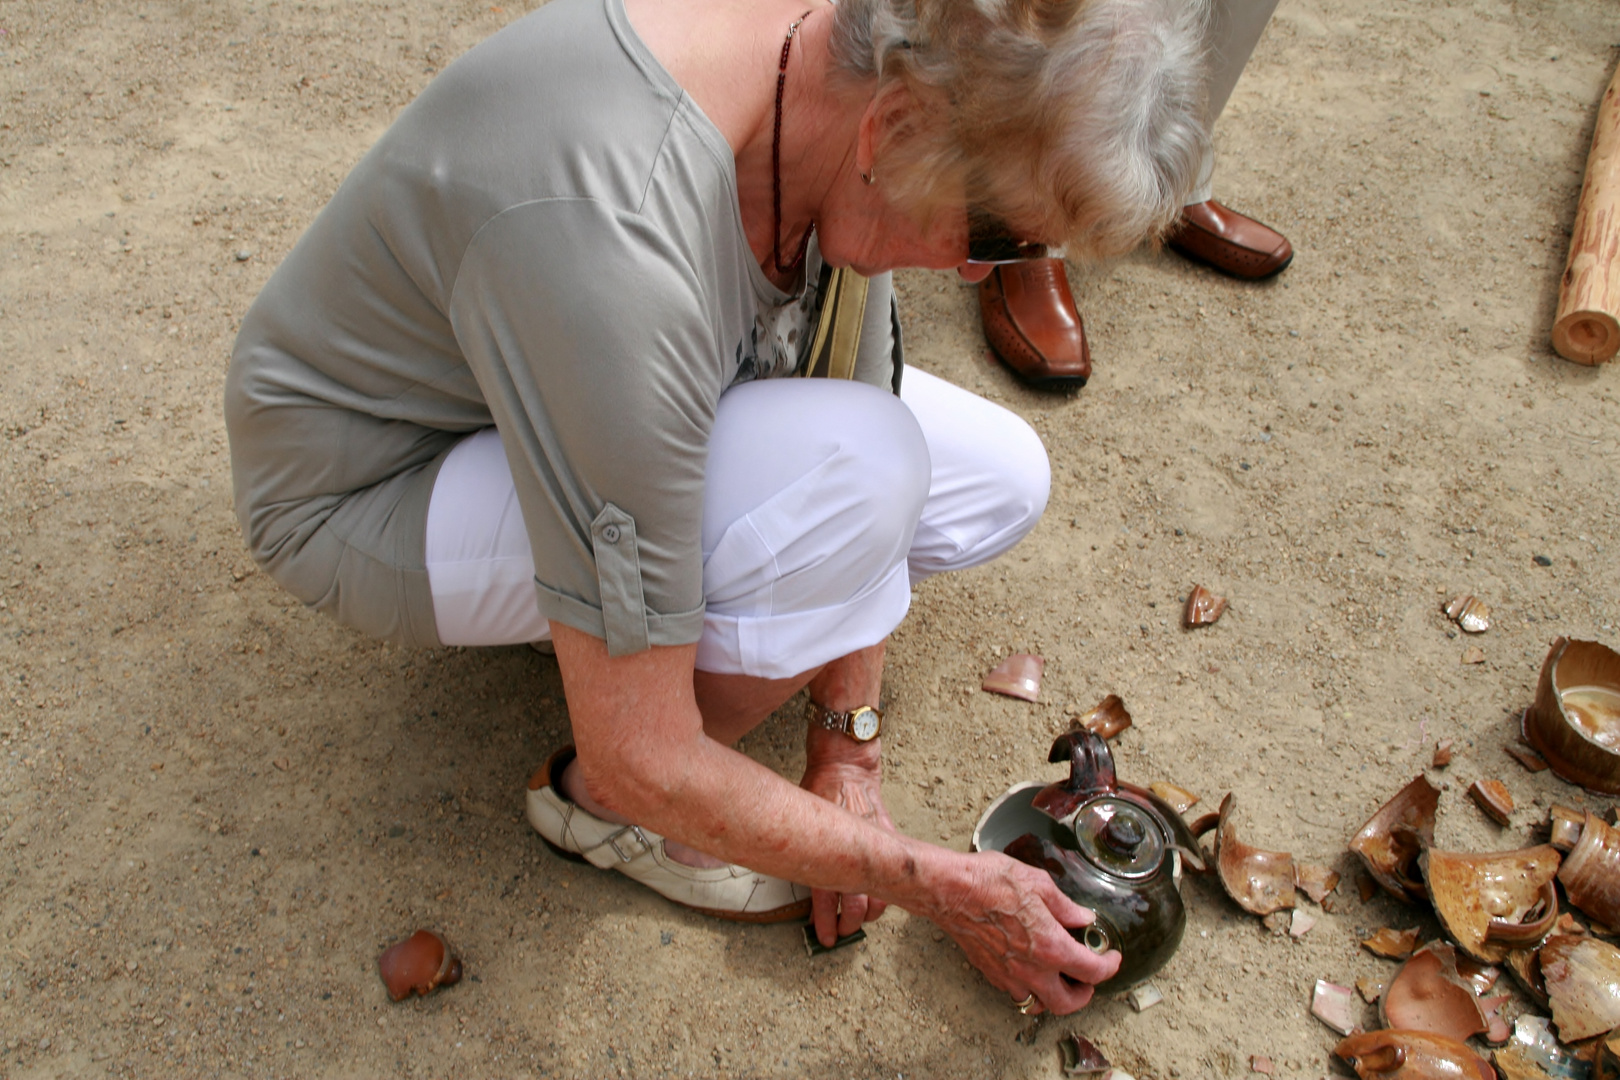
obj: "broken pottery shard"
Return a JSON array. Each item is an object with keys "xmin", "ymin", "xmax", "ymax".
[
  {"xmin": 1507, "ymin": 744, "xmax": 1550, "ymax": 773},
  {"xmin": 1478, "ymin": 993, "xmax": 1511, "ymax": 1044},
  {"xmin": 1212, "ymin": 794, "xmax": 1296, "ymax": 916},
  {"xmin": 377, "ymin": 929, "xmax": 462, "ymax": 1002},
  {"xmin": 1058, "ymin": 1033, "xmax": 1111, "ymax": 1076},
  {"xmin": 1549, "ymin": 805, "xmax": 1588, "ymax": 853},
  {"xmin": 1148, "ymin": 782, "xmax": 1199, "ymax": 816},
  {"xmin": 1468, "ymin": 779, "xmax": 1515, "ymax": 826},
  {"xmin": 1361, "ymin": 926, "xmax": 1421, "ymax": 959},
  {"xmin": 1079, "ymin": 694, "xmax": 1132, "ymax": 739},
  {"xmin": 1541, "ymin": 934, "xmax": 1620, "ymax": 1042},
  {"xmin": 1183, "ymin": 584, "xmax": 1227, "ymax": 628},
  {"xmin": 1289, "ymin": 909, "xmax": 1317, "ymax": 937},
  {"xmin": 982, "ymin": 653, "xmax": 1044, "ymax": 702},
  {"xmin": 1311, "ymin": 980, "xmax": 1360, "ymax": 1036},
  {"xmin": 1421, "ymin": 845, "xmax": 1561, "ymax": 962},
  {"xmin": 1349, "ymin": 775, "xmax": 1440, "ymax": 903},
  {"xmin": 1559, "ymin": 812, "xmax": 1620, "ymax": 928},
  {"xmin": 1336, "ymin": 1031, "xmax": 1495, "ymax": 1080},
  {"xmin": 1127, "ymin": 983, "xmax": 1163, "ymax": 1012},
  {"xmin": 1262, "ymin": 911, "xmax": 1291, "ymax": 935},
  {"xmin": 1294, "ymin": 863, "xmax": 1340, "ymax": 905},
  {"xmin": 1250, "ymin": 1055, "xmax": 1274, "ymax": 1075},
  {"xmin": 1494, "ymin": 1015, "xmax": 1587, "ymax": 1080},
  {"xmin": 1523, "ymin": 638, "xmax": 1620, "ymax": 796},
  {"xmin": 1380, "ymin": 942, "xmax": 1487, "ymax": 1043},
  {"xmin": 1445, "ymin": 595, "xmax": 1492, "ymax": 634},
  {"xmin": 1433, "ymin": 739, "xmax": 1455, "ymax": 768},
  {"xmin": 1355, "ymin": 975, "xmax": 1387, "ymax": 1003},
  {"xmin": 1463, "ymin": 646, "xmax": 1487, "ymax": 664},
  {"xmin": 1357, "ymin": 875, "xmax": 1378, "ymax": 903}
]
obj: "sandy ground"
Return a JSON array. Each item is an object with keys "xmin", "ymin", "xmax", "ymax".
[{"xmin": 2, "ymin": 0, "xmax": 1619, "ymax": 1076}]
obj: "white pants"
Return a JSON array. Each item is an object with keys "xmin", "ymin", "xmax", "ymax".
[
  {"xmin": 1190, "ymin": 0, "xmax": 1283, "ymax": 205},
  {"xmin": 424, "ymin": 368, "xmax": 1050, "ymax": 678}
]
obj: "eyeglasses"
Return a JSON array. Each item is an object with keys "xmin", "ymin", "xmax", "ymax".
[{"xmin": 967, "ymin": 210, "xmax": 1049, "ymax": 265}]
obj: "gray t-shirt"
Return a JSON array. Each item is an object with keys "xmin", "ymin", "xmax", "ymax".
[{"xmin": 228, "ymin": 0, "xmax": 900, "ymax": 654}]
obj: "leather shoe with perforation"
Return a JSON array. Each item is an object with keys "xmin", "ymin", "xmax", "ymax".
[
  {"xmin": 977, "ymin": 258, "xmax": 1091, "ymax": 388},
  {"xmin": 526, "ymin": 746, "xmax": 812, "ymax": 923},
  {"xmin": 1166, "ymin": 200, "xmax": 1293, "ymax": 279}
]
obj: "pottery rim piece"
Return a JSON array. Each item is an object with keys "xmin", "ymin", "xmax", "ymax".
[
  {"xmin": 1334, "ymin": 1030, "xmax": 1495, "ymax": 1080},
  {"xmin": 1420, "ymin": 845, "xmax": 1561, "ymax": 962},
  {"xmin": 1204, "ymin": 793, "xmax": 1296, "ymax": 916},
  {"xmin": 1349, "ymin": 775, "xmax": 1440, "ymax": 903},
  {"xmin": 982, "ymin": 652, "xmax": 1044, "ymax": 702},
  {"xmin": 1379, "ymin": 942, "xmax": 1488, "ymax": 1043},
  {"xmin": 1540, "ymin": 933, "xmax": 1620, "ymax": 1042},
  {"xmin": 1183, "ymin": 584, "xmax": 1227, "ymax": 628},
  {"xmin": 1523, "ymin": 638, "xmax": 1620, "ymax": 795}
]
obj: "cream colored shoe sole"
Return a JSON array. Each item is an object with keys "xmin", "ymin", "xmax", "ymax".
[{"xmin": 525, "ymin": 747, "xmax": 812, "ymax": 924}]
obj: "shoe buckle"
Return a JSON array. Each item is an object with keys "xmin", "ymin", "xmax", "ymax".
[{"xmin": 605, "ymin": 825, "xmax": 652, "ymax": 862}]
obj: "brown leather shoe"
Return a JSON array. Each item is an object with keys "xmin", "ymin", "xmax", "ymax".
[
  {"xmin": 1166, "ymin": 200, "xmax": 1293, "ymax": 279},
  {"xmin": 977, "ymin": 259, "xmax": 1091, "ymax": 388}
]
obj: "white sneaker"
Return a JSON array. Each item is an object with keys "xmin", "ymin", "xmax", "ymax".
[{"xmin": 526, "ymin": 746, "xmax": 812, "ymax": 923}]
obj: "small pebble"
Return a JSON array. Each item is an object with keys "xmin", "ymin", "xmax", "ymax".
[
  {"xmin": 235, "ymin": 249, "xmax": 253, "ymax": 261},
  {"xmin": 1533, "ymin": 555, "xmax": 1552, "ymax": 566}
]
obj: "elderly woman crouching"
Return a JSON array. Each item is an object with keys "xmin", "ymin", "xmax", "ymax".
[{"xmin": 225, "ymin": 0, "xmax": 1207, "ymax": 1015}]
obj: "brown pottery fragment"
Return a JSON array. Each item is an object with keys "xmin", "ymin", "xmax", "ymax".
[
  {"xmin": 1210, "ymin": 793, "xmax": 1296, "ymax": 915},
  {"xmin": 1468, "ymin": 779, "xmax": 1515, "ymax": 826},
  {"xmin": 1561, "ymin": 812, "xmax": 1620, "ymax": 928},
  {"xmin": 1523, "ymin": 638, "xmax": 1620, "ymax": 795},
  {"xmin": 1421, "ymin": 845, "xmax": 1561, "ymax": 962},
  {"xmin": 1356, "ymin": 975, "xmax": 1387, "ymax": 1003},
  {"xmin": 1432, "ymin": 739, "xmax": 1454, "ymax": 768},
  {"xmin": 1078, "ymin": 694, "xmax": 1131, "ymax": 739},
  {"xmin": 1543, "ymin": 933, "xmax": 1620, "ymax": 1042},
  {"xmin": 378, "ymin": 929, "xmax": 462, "ymax": 1002},
  {"xmin": 1057, "ymin": 1032, "xmax": 1110, "ymax": 1076},
  {"xmin": 1148, "ymin": 781, "xmax": 1199, "ymax": 816},
  {"xmin": 1350, "ymin": 776, "xmax": 1440, "ymax": 903},
  {"xmin": 1183, "ymin": 584, "xmax": 1227, "ymax": 628},
  {"xmin": 1549, "ymin": 805, "xmax": 1588, "ymax": 852},
  {"xmin": 1379, "ymin": 942, "xmax": 1487, "ymax": 1043},
  {"xmin": 982, "ymin": 653, "xmax": 1043, "ymax": 702},
  {"xmin": 1334, "ymin": 1030, "xmax": 1495, "ymax": 1080},
  {"xmin": 1506, "ymin": 744, "xmax": 1550, "ymax": 773},
  {"xmin": 1294, "ymin": 862, "xmax": 1340, "ymax": 904},
  {"xmin": 1444, "ymin": 595, "xmax": 1492, "ymax": 634},
  {"xmin": 1504, "ymin": 948, "xmax": 1551, "ymax": 1009},
  {"xmin": 1312, "ymin": 979, "xmax": 1360, "ymax": 1036},
  {"xmin": 1462, "ymin": 646, "xmax": 1486, "ymax": 664},
  {"xmin": 1362, "ymin": 926, "xmax": 1421, "ymax": 959}
]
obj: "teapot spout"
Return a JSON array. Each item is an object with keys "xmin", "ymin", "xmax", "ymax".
[{"xmin": 1032, "ymin": 728, "xmax": 1118, "ymax": 823}]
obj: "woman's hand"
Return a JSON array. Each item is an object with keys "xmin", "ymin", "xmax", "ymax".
[
  {"xmin": 800, "ymin": 726, "xmax": 894, "ymax": 945},
  {"xmin": 925, "ymin": 851, "xmax": 1120, "ymax": 1017}
]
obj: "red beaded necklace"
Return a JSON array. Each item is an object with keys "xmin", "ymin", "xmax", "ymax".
[{"xmin": 772, "ymin": 11, "xmax": 815, "ymax": 276}]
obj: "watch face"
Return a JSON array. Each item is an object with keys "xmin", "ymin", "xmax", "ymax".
[{"xmin": 850, "ymin": 708, "xmax": 880, "ymax": 741}]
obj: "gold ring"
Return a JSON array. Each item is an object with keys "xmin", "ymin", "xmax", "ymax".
[{"xmin": 1013, "ymin": 993, "xmax": 1037, "ymax": 1014}]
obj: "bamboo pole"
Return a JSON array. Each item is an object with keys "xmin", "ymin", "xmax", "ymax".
[{"xmin": 1553, "ymin": 62, "xmax": 1620, "ymax": 365}]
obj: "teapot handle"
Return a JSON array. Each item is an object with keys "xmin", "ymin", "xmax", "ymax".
[{"xmin": 1031, "ymin": 728, "xmax": 1117, "ymax": 822}]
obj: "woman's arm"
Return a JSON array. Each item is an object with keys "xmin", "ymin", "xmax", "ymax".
[{"xmin": 549, "ymin": 623, "xmax": 1118, "ymax": 1014}]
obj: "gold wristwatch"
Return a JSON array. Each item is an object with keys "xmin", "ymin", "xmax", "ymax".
[{"xmin": 806, "ymin": 700, "xmax": 883, "ymax": 742}]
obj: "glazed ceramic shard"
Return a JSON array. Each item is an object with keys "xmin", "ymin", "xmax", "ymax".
[
  {"xmin": 1549, "ymin": 805, "xmax": 1588, "ymax": 852},
  {"xmin": 1079, "ymin": 694, "xmax": 1132, "ymax": 739},
  {"xmin": 1355, "ymin": 975, "xmax": 1387, "ymax": 1003},
  {"xmin": 1349, "ymin": 775, "xmax": 1440, "ymax": 903},
  {"xmin": 1542, "ymin": 933, "xmax": 1620, "ymax": 1042},
  {"xmin": 1311, "ymin": 980, "xmax": 1360, "ymax": 1036},
  {"xmin": 982, "ymin": 653, "xmax": 1044, "ymax": 702},
  {"xmin": 1148, "ymin": 782, "xmax": 1199, "ymax": 816},
  {"xmin": 1445, "ymin": 595, "xmax": 1492, "ymax": 634},
  {"xmin": 1182, "ymin": 584, "xmax": 1227, "ymax": 628},
  {"xmin": 1503, "ymin": 947, "xmax": 1551, "ymax": 1010},
  {"xmin": 1058, "ymin": 1033, "xmax": 1111, "ymax": 1076},
  {"xmin": 377, "ymin": 929, "xmax": 462, "ymax": 1002},
  {"xmin": 1507, "ymin": 743, "xmax": 1551, "ymax": 773},
  {"xmin": 1478, "ymin": 993, "xmax": 1511, "ymax": 1044},
  {"xmin": 1493, "ymin": 1015, "xmax": 1588, "ymax": 1080},
  {"xmin": 1433, "ymin": 739, "xmax": 1455, "ymax": 768},
  {"xmin": 1379, "ymin": 942, "xmax": 1487, "ymax": 1043},
  {"xmin": 1560, "ymin": 812, "xmax": 1620, "ymax": 927},
  {"xmin": 1293, "ymin": 863, "xmax": 1340, "ymax": 905},
  {"xmin": 1289, "ymin": 909, "xmax": 1317, "ymax": 937},
  {"xmin": 1469, "ymin": 779, "xmax": 1515, "ymax": 826},
  {"xmin": 1361, "ymin": 926, "xmax": 1421, "ymax": 959},
  {"xmin": 1523, "ymin": 638, "xmax": 1620, "ymax": 795},
  {"xmin": 1421, "ymin": 845, "xmax": 1561, "ymax": 962},
  {"xmin": 1335, "ymin": 1030, "xmax": 1495, "ymax": 1080},
  {"xmin": 1212, "ymin": 793, "xmax": 1296, "ymax": 915},
  {"xmin": 1127, "ymin": 983, "xmax": 1163, "ymax": 1012}
]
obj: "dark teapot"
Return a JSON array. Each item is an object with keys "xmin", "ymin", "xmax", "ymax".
[{"xmin": 970, "ymin": 728, "xmax": 1205, "ymax": 994}]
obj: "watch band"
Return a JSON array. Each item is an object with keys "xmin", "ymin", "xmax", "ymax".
[{"xmin": 806, "ymin": 699, "xmax": 883, "ymax": 742}]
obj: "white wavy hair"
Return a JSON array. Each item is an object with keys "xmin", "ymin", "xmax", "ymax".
[{"xmin": 828, "ymin": 0, "xmax": 1211, "ymax": 258}]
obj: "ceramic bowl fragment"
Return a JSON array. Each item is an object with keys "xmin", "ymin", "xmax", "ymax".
[
  {"xmin": 1356, "ymin": 975, "xmax": 1387, "ymax": 1003},
  {"xmin": 1433, "ymin": 739, "xmax": 1455, "ymax": 768},
  {"xmin": 1335, "ymin": 1031, "xmax": 1495, "ymax": 1080},
  {"xmin": 1294, "ymin": 862, "xmax": 1340, "ymax": 905},
  {"xmin": 1379, "ymin": 942, "xmax": 1487, "ymax": 1043},
  {"xmin": 982, "ymin": 653, "xmax": 1044, "ymax": 702},
  {"xmin": 1542, "ymin": 934, "xmax": 1620, "ymax": 1042},
  {"xmin": 378, "ymin": 929, "xmax": 462, "ymax": 1002},
  {"xmin": 1362, "ymin": 926, "xmax": 1422, "ymax": 959},
  {"xmin": 1127, "ymin": 983, "xmax": 1163, "ymax": 1012},
  {"xmin": 1507, "ymin": 744, "xmax": 1550, "ymax": 773},
  {"xmin": 1445, "ymin": 595, "xmax": 1492, "ymax": 634},
  {"xmin": 1183, "ymin": 585, "xmax": 1227, "ymax": 628},
  {"xmin": 1559, "ymin": 812, "xmax": 1620, "ymax": 928},
  {"xmin": 1079, "ymin": 694, "xmax": 1132, "ymax": 739},
  {"xmin": 1350, "ymin": 775, "xmax": 1440, "ymax": 903},
  {"xmin": 1058, "ymin": 1033, "xmax": 1111, "ymax": 1076},
  {"xmin": 1421, "ymin": 845, "xmax": 1561, "ymax": 962},
  {"xmin": 1523, "ymin": 638, "xmax": 1620, "ymax": 795},
  {"xmin": 1493, "ymin": 1015, "xmax": 1585, "ymax": 1080},
  {"xmin": 1149, "ymin": 782, "xmax": 1200, "ymax": 816},
  {"xmin": 1312, "ymin": 979, "xmax": 1360, "ymax": 1036},
  {"xmin": 1478, "ymin": 993, "xmax": 1511, "ymax": 1045},
  {"xmin": 1503, "ymin": 948, "xmax": 1550, "ymax": 1010},
  {"xmin": 1209, "ymin": 793, "xmax": 1296, "ymax": 915},
  {"xmin": 1469, "ymin": 779, "xmax": 1515, "ymax": 826},
  {"xmin": 1290, "ymin": 909, "xmax": 1317, "ymax": 937},
  {"xmin": 1548, "ymin": 805, "xmax": 1588, "ymax": 853}
]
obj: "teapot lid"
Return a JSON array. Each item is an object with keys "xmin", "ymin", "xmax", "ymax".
[{"xmin": 1071, "ymin": 797, "xmax": 1166, "ymax": 880}]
